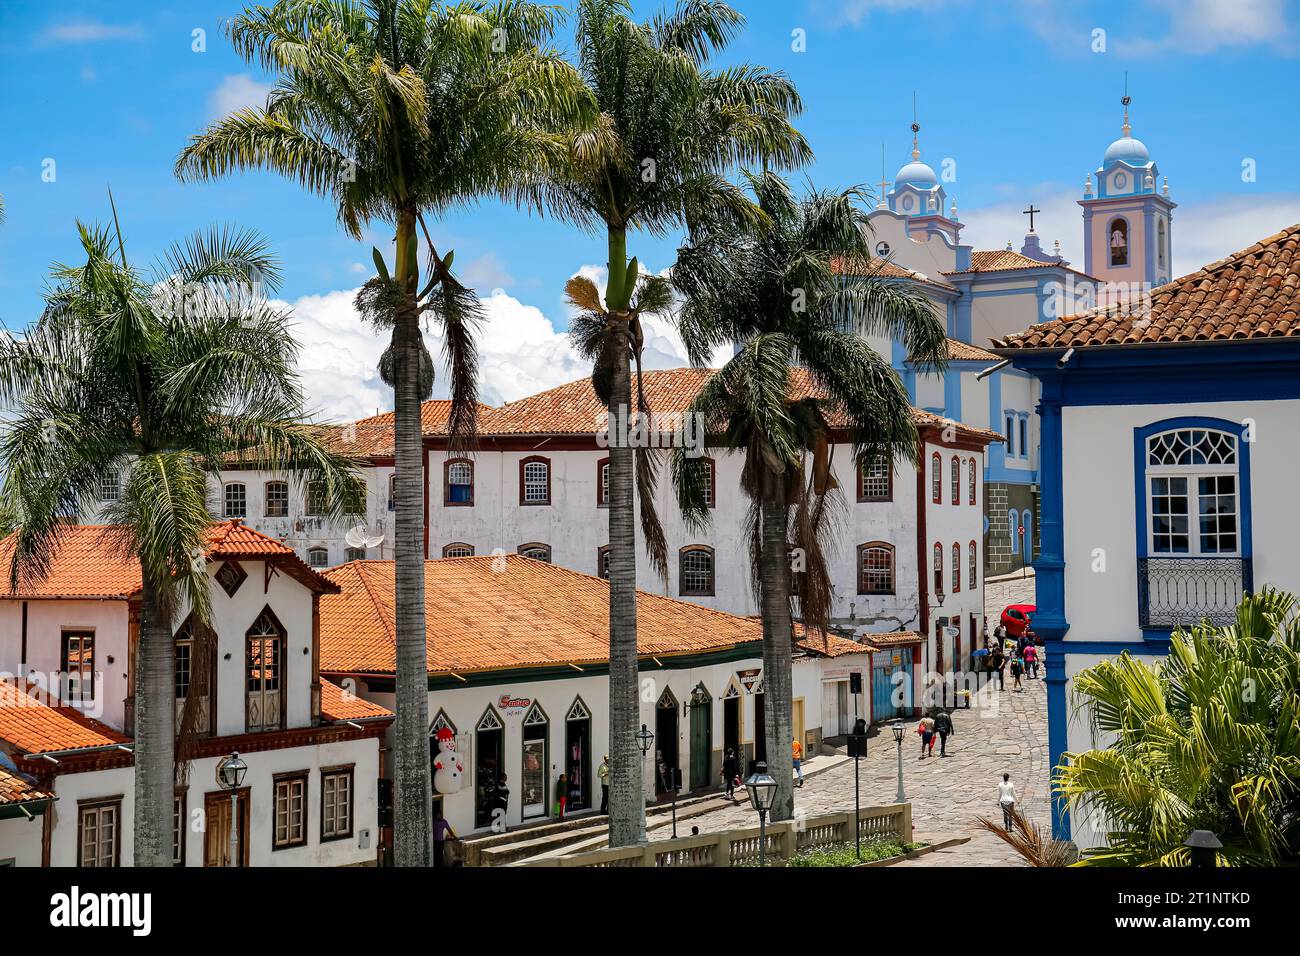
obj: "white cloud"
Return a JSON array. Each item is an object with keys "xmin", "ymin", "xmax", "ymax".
[
  {"xmin": 1116, "ymin": 0, "xmax": 1295, "ymax": 56},
  {"xmin": 278, "ymin": 266, "xmax": 728, "ymax": 421},
  {"xmin": 958, "ymin": 188, "xmax": 1300, "ymax": 281},
  {"xmin": 41, "ymin": 20, "xmax": 142, "ymax": 44},
  {"xmin": 458, "ymin": 252, "xmax": 514, "ymax": 291},
  {"xmin": 207, "ymin": 74, "xmax": 274, "ymax": 119}
]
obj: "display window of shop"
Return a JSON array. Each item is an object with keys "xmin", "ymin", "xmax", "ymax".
[
  {"xmin": 521, "ymin": 702, "xmax": 549, "ymax": 819},
  {"xmin": 564, "ymin": 697, "xmax": 592, "ymax": 811},
  {"xmin": 474, "ymin": 706, "xmax": 505, "ymax": 830}
]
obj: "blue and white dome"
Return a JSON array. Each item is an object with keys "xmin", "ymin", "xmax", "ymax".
[
  {"xmin": 1103, "ymin": 134, "xmax": 1150, "ymax": 167},
  {"xmin": 895, "ymin": 159, "xmax": 938, "ymax": 189}
]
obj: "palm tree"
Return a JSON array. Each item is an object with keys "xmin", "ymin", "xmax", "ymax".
[
  {"xmin": 0, "ymin": 209, "xmax": 360, "ymax": 866},
  {"xmin": 670, "ymin": 172, "xmax": 947, "ymax": 820},
  {"xmin": 175, "ymin": 0, "xmax": 587, "ymax": 865},
  {"xmin": 1057, "ymin": 587, "xmax": 1300, "ymax": 866},
  {"xmin": 545, "ymin": 0, "xmax": 809, "ymax": 847}
]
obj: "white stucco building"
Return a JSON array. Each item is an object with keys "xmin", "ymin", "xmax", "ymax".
[
  {"xmin": 317, "ymin": 553, "xmax": 924, "ymax": 837},
  {"xmin": 997, "ymin": 221, "xmax": 1300, "ymax": 848},
  {"xmin": 0, "ymin": 522, "xmax": 390, "ymax": 867}
]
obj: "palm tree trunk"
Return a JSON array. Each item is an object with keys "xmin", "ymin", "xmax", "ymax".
[
  {"xmin": 605, "ymin": 227, "xmax": 646, "ymax": 847},
  {"xmin": 392, "ymin": 210, "xmax": 433, "ymax": 866},
  {"xmin": 133, "ymin": 570, "xmax": 175, "ymax": 866},
  {"xmin": 759, "ymin": 471, "xmax": 795, "ymax": 822}
]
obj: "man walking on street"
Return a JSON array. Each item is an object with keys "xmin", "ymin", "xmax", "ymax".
[
  {"xmin": 933, "ymin": 709, "xmax": 954, "ymax": 756},
  {"xmin": 792, "ymin": 737, "xmax": 805, "ymax": 787},
  {"xmin": 999, "ymin": 773, "xmax": 1017, "ymax": 830},
  {"xmin": 598, "ymin": 755, "xmax": 610, "ymax": 814},
  {"xmin": 991, "ymin": 646, "xmax": 1005, "ymax": 690}
]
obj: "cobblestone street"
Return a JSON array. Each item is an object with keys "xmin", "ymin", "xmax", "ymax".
[{"xmin": 656, "ymin": 571, "xmax": 1045, "ymax": 866}]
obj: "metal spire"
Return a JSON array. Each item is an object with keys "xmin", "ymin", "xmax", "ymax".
[
  {"xmin": 911, "ymin": 91, "xmax": 921, "ymax": 160},
  {"xmin": 1121, "ymin": 72, "xmax": 1132, "ymax": 137},
  {"xmin": 878, "ymin": 143, "xmax": 888, "ymax": 208}
]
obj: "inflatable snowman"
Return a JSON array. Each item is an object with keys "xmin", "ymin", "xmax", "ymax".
[{"xmin": 433, "ymin": 727, "xmax": 464, "ymax": 794}]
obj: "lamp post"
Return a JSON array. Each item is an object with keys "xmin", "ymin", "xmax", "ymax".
[
  {"xmin": 744, "ymin": 762, "xmax": 778, "ymax": 867},
  {"xmin": 891, "ymin": 721, "xmax": 907, "ymax": 804},
  {"xmin": 847, "ymin": 718, "xmax": 868, "ymax": 861},
  {"xmin": 635, "ymin": 723, "xmax": 655, "ymax": 807},
  {"xmin": 1184, "ymin": 830, "xmax": 1222, "ymax": 868},
  {"xmin": 216, "ymin": 751, "xmax": 248, "ymax": 868}
]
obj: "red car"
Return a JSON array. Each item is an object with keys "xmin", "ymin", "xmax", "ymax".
[{"xmin": 1001, "ymin": 604, "xmax": 1036, "ymax": 638}]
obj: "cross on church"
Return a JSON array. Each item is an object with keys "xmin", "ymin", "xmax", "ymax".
[{"xmin": 1023, "ymin": 204, "xmax": 1041, "ymax": 232}]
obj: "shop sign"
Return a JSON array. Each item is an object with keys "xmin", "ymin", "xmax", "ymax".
[
  {"xmin": 737, "ymin": 669, "xmax": 761, "ymax": 693},
  {"xmin": 499, "ymin": 694, "xmax": 531, "ymax": 715}
]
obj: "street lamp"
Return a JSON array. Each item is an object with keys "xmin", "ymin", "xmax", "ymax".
[
  {"xmin": 635, "ymin": 724, "xmax": 655, "ymax": 756},
  {"xmin": 890, "ymin": 721, "xmax": 907, "ymax": 804},
  {"xmin": 847, "ymin": 718, "xmax": 868, "ymax": 861},
  {"xmin": 744, "ymin": 762, "xmax": 778, "ymax": 867},
  {"xmin": 216, "ymin": 751, "xmax": 248, "ymax": 868},
  {"xmin": 1184, "ymin": 830, "xmax": 1222, "ymax": 868}
]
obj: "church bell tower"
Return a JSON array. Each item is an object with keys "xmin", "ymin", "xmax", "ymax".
[{"xmin": 1079, "ymin": 89, "xmax": 1176, "ymax": 290}]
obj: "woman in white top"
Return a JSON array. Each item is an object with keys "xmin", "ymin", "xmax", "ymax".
[{"xmin": 998, "ymin": 773, "xmax": 1017, "ymax": 829}]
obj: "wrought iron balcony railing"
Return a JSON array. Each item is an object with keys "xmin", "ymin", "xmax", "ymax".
[{"xmin": 1137, "ymin": 557, "xmax": 1252, "ymax": 630}]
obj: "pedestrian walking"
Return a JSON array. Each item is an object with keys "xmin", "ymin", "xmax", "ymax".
[
  {"xmin": 998, "ymin": 773, "xmax": 1017, "ymax": 830},
  {"xmin": 554, "ymin": 771, "xmax": 568, "ymax": 819},
  {"xmin": 1010, "ymin": 655, "xmax": 1024, "ymax": 691},
  {"xmin": 598, "ymin": 755, "xmax": 610, "ymax": 814},
  {"xmin": 992, "ymin": 647, "xmax": 1005, "ymax": 690},
  {"xmin": 1024, "ymin": 643, "xmax": 1038, "ymax": 679},
  {"xmin": 433, "ymin": 807, "xmax": 456, "ymax": 867},
  {"xmin": 722, "ymin": 748, "xmax": 739, "ymax": 801},
  {"xmin": 917, "ymin": 714, "xmax": 935, "ymax": 758},
  {"xmin": 792, "ymin": 737, "xmax": 805, "ymax": 787},
  {"xmin": 933, "ymin": 709, "xmax": 954, "ymax": 756}
]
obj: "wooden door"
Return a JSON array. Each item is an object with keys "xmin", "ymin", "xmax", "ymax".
[
  {"xmin": 689, "ymin": 698, "xmax": 711, "ymax": 790},
  {"xmin": 204, "ymin": 790, "xmax": 250, "ymax": 867}
]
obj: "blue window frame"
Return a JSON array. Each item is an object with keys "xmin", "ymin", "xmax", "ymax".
[
  {"xmin": 1018, "ymin": 417, "xmax": 1028, "ymax": 459},
  {"xmin": 1021, "ymin": 509, "xmax": 1033, "ymax": 560}
]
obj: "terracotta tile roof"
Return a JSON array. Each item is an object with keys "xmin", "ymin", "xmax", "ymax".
[
  {"xmin": 831, "ymin": 255, "xmax": 956, "ymax": 291},
  {"xmin": 0, "ymin": 521, "xmax": 337, "ymax": 599},
  {"xmin": 996, "ymin": 223, "xmax": 1300, "ymax": 350},
  {"xmin": 911, "ymin": 408, "xmax": 1004, "ymax": 444},
  {"xmin": 942, "ymin": 338, "xmax": 1001, "ymax": 362},
  {"xmin": 947, "ymin": 250, "xmax": 1065, "ymax": 274},
  {"xmin": 354, "ymin": 400, "xmax": 494, "ymax": 436},
  {"xmin": 320, "ymin": 679, "xmax": 393, "ymax": 722},
  {"xmin": 482, "ymin": 369, "xmax": 715, "ymax": 436},
  {"xmin": 0, "ymin": 765, "xmax": 53, "ymax": 806},
  {"xmin": 319, "ymin": 555, "xmax": 765, "ymax": 676},
  {"xmin": 795, "ymin": 630, "xmax": 877, "ymax": 657},
  {"xmin": 0, "ymin": 680, "xmax": 131, "ymax": 756},
  {"xmin": 863, "ymin": 630, "xmax": 923, "ymax": 648},
  {"xmin": 476, "ymin": 368, "xmax": 1001, "ymax": 446}
]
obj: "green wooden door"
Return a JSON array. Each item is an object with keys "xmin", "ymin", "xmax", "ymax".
[{"xmin": 689, "ymin": 698, "xmax": 712, "ymax": 790}]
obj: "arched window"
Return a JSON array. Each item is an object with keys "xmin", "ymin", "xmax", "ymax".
[
  {"xmin": 951, "ymin": 542, "xmax": 961, "ymax": 592},
  {"xmin": 442, "ymin": 543, "xmax": 474, "ymax": 558},
  {"xmin": 679, "ymin": 546, "xmax": 715, "ymax": 596},
  {"xmin": 1109, "ymin": 217, "xmax": 1129, "ymax": 267},
  {"xmin": 307, "ymin": 546, "xmax": 329, "ymax": 568},
  {"xmin": 969, "ymin": 541, "xmax": 978, "ymax": 590},
  {"xmin": 520, "ymin": 456, "xmax": 551, "ymax": 505},
  {"xmin": 699, "ymin": 457, "xmax": 716, "ymax": 508},
  {"xmin": 430, "ymin": 709, "xmax": 457, "ymax": 737},
  {"xmin": 517, "ymin": 543, "xmax": 552, "ymax": 563},
  {"xmin": 858, "ymin": 454, "xmax": 891, "ymax": 502},
  {"xmin": 950, "ymin": 456, "xmax": 960, "ymax": 505},
  {"xmin": 246, "ymin": 607, "xmax": 285, "ymax": 732},
  {"xmin": 968, "ymin": 460, "xmax": 977, "ymax": 505},
  {"xmin": 1144, "ymin": 425, "xmax": 1240, "ymax": 555},
  {"xmin": 174, "ymin": 614, "xmax": 212, "ymax": 737},
  {"xmin": 1008, "ymin": 511, "xmax": 1020, "ymax": 558},
  {"xmin": 931, "ymin": 452, "xmax": 942, "ymax": 504},
  {"xmin": 265, "ymin": 480, "xmax": 289, "ymax": 517},
  {"xmin": 224, "ymin": 482, "xmax": 247, "ymax": 519},
  {"xmin": 305, "ymin": 480, "xmax": 326, "ymax": 516},
  {"xmin": 344, "ymin": 547, "xmax": 366, "ymax": 563},
  {"xmin": 1022, "ymin": 509, "xmax": 1034, "ymax": 561},
  {"xmin": 597, "ymin": 545, "xmax": 610, "ymax": 580},
  {"xmin": 597, "ymin": 457, "xmax": 610, "ymax": 507},
  {"xmin": 932, "ymin": 541, "xmax": 943, "ymax": 593},
  {"xmin": 445, "ymin": 458, "xmax": 474, "ymax": 505},
  {"xmin": 1158, "ymin": 218, "xmax": 1167, "ymax": 269},
  {"xmin": 857, "ymin": 542, "xmax": 895, "ymax": 595}
]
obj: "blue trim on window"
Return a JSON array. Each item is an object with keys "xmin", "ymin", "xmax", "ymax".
[
  {"xmin": 1132, "ymin": 416, "xmax": 1253, "ymax": 640},
  {"xmin": 1021, "ymin": 509, "xmax": 1033, "ymax": 560}
]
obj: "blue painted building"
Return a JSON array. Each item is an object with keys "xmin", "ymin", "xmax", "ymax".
[{"xmin": 995, "ymin": 221, "xmax": 1300, "ymax": 847}]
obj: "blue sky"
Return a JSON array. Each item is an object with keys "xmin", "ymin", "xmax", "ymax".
[{"xmin": 1, "ymin": 0, "xmax": 1297, "ymax": 418}]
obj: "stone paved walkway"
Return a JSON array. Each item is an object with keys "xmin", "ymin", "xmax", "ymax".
[{"xmin": 652, "ymin": 573, "xmax": 1046, "ymax": 866}]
